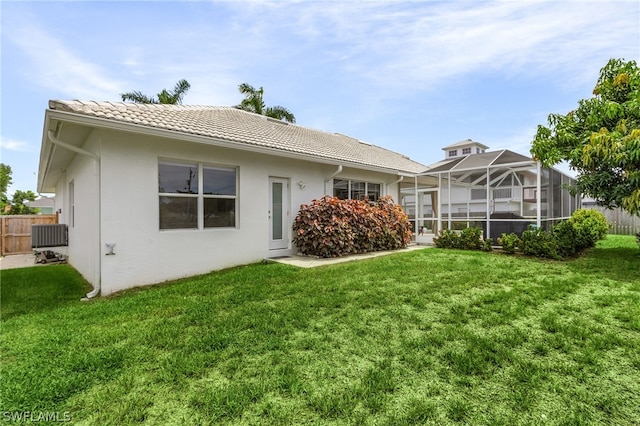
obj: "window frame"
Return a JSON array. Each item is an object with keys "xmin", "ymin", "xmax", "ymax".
[
  {"xmin": 332, "ymin": 179, "xmax": 383, "ymax": 202},
  {"xmin": 448, "ymin": 150, "xmax": 458, "ymax": 157},
  {"xmin": 462, "ymin": 147, "xmax": 471, "ymax": 155},
  {"xmin": 158, "ymin": 159, "xmax": 238, "ymax": 231}
]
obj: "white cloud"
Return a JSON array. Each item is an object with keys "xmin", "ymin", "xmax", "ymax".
[
  {"xmin": 3, "ymin": 0, "xmax": 637, "ymax": 114},
  {"xmin": 0, "ymin": 138, "xmax": 32, "ymax": 153},
  {"xmin": 5, "ymin": 23, "xmax": 124, "ymax": 100},
  {"xmin": 228, "ymin": 1, "xmax": 638, "ymax": 93},
  {"xmin": 489, "ymin": 125, "xmax": 539, "ymax": 152}
]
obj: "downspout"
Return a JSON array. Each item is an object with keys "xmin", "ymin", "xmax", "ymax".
[
  {"xmin": 324, "ymin": 165, "xmax": 343, "ymax": 195},
  {"xmin": 48, "ymin": 131, "xmax": 98, "ymax": 160},
  {"xmin": 386, "ymin": 175, "xmax": 403, "ymax": 199},
  {"xmin": 48, "ymin": 130, "xmax": 102, "ymax": 299},
  {"xmin": 387, "ymin": 175, "xmax": 404, "ymax": 186}
]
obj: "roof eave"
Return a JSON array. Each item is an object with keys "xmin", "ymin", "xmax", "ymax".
[
  {"xmin": 37, "ymin": 109, "xmax": 58, "ymax": 193},
  {"xmin": 41, "ymin": 109, "xmax": 414, "ymax": 178}
]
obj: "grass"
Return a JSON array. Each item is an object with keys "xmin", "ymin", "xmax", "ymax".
[
  {"xmin": 1, "ymin": 235, "xmax": 639, "ymax": 425},
  {"xmin": 0, "ymin": 265, "xmax": 91, "ymax": 318}
]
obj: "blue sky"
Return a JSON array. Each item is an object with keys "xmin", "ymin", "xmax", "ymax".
[{"xmin": 1, "ymin": 1, "xmax": 638, "ymax": 195}]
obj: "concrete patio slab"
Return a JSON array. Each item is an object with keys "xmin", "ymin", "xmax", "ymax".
[
  {"xmin": 267, "ymin": 245, "xmax": 430, "ymax": 268},
  {"xmin": 0, "ymin": 253, "xmax": 41, "ymax": 270}
]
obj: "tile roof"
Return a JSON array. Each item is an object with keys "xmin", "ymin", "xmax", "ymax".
[{"xmin": 48, "ymin": 100, "xmax": 427, "ymax": 174}]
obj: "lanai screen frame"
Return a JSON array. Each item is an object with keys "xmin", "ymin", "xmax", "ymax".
[{"xmin": 404, "ymin": 150, "xmax": 580, "ymax": 242}]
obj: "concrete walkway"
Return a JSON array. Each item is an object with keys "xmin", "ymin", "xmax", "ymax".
[
  {"xmin": 267, "ymin": 245, "xmax": 429, "ymax": 268},
  {"xmin": 0, "ymin": 253, "xmax": 41, "ymax": 270}
]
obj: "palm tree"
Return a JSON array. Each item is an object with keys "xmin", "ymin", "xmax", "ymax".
[
  {"xmin": 235, "ymin": 83, "xmax": 296, "ymax": 123},
  {"xmin": 121, "ymin": 79, "xmax": 191, "ymax": 104}
]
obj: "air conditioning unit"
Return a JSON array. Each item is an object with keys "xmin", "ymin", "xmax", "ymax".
[{"xmin": 31, "ymin": 224, "xmax": 68, "ymax": 248}]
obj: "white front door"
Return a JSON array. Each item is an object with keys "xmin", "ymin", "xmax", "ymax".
[{"xmin": 269, "ymin": 177, "xmax": 289, "ymax": 250}]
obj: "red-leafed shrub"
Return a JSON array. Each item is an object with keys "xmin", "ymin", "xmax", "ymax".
[{"xmin": 292, "ymin": 195, "xmax": 412, "ymax": 258}]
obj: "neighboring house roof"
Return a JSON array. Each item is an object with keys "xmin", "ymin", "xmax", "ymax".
[
  {"xmin": 441, "ymin": 139, "xmax": 490, "ymax": 150},
  {"xmin": 46, "ymin": 100, "xmax": 428, "ymax": 175},
  {"xmin": 27, "ymin": 196, "xmax": 55, "ymax": 208}
]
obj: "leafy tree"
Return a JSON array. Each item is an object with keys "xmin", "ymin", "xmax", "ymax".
[
  {"xmin": 121, "ymin": 79, "xmax": 191, "ymax": 104},
  {"xmin": 0, "ymin": 164, "xmax": 40, "ymax": 215},
  {"xmin": 531, "ymin": 58, "xmax": 640, "ymax": 215},
  {"xmin": 235, "ymin": 83, "xmax": 296, "ymax": 123},
  {"xmin": 0, "ymin": 163, "xmax": 12, "ymax": 211},
  {"xmin": 6, "ymin": 190, "xmax": 39, "ymax": 215}
]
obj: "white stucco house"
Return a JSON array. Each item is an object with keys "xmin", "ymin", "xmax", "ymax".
[{"xmin": 37, "ymin": 100, "xmax": 427, "ymax": 296}]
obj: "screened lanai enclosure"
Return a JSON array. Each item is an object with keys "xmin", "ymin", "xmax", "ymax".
[{"xmin": 400, "ymin": 150, "xmax": 581, "ymax": 244}]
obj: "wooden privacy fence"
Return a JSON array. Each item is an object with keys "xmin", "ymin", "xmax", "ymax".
[
  {"xmin": 585, "ymin": 206, "xmax": 640, "ymax": 235},
  {"xmin": 0, "ymin": 214, "xmax": 58, "ymax": 256}
]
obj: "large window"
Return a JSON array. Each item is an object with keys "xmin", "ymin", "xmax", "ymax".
[
  {"xmin": 333, "ymin": 179, "xmax": 381, "ymax": 201},
  {"xmin": 159, "ymin": 160, "xmax": 237, "ymax": 230}
]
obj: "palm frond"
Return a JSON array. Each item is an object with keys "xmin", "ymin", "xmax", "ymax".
[
  {"xmin": 266, "ymin": 106, "xmax": 296, "ymax": 123},
  {"xmin": 157, "ymin": 89, "xmax": 173, "ymax": 104},
  {"xmin": 120, "ymin": 91, "xmax": 158, "ymax": 104},
  {"xmin": 121, "ymin": 79, "xmax": 191, "ymax": 105},
  {"xmin": 168, "ymin": 79, "xmax": 191, "ymax": 104},
  {"xmin": 238, "ymin": 83, "xmax": 257, "ymax": 96},
  {"xmin": 236, "ymin": 83, "xmax": 265, "ymax": 114},
  {"xmin": 235, "ymin": 83, "xmax": 295, "ymax": 122}
]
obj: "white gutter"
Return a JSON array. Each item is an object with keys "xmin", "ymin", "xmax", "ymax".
[
  {"xmin": 324, "ymin": 165, "xmax": 343, "ymax": 195},
  {"xmin": 47, "ymin": 130, "xmax": 102, "ymax": 299}
]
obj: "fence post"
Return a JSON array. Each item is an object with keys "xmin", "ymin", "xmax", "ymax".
[
  {"xmin": 587, "ymin": 206, "xmax": 640, "ymax": 235},
  {"xmin": 1, "ymin": 217, "xmax": 5, "ymax": 256},
  {"xmin": 0, "ymin": 214, "xmax": 59, "ymax": 255}
]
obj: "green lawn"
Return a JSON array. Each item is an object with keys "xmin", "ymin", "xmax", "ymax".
[{"xmin": 1, "ymin": 235, "xmax": 639, "ymax": 425}]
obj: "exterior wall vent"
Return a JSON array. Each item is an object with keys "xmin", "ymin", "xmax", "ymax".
[{"xmin": 31, "ymin": 224, "xmax": 68, "ymax": 248}]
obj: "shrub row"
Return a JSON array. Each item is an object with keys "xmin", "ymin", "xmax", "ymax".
[
  {"xmin": 292, "ymin": 196, "xmax": 412, "ymax": 258},
  {"xmin": 433, "ymin": 227, "xmax": 493, "ymax": 251},
  {"xmin": 497, "ymin": 208, "xmax": 610, "ymax": 260}
]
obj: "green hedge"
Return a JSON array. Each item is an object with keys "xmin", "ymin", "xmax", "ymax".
[
  {"xmin": 433, "ymin": 227, "xmax": 493, "ymax": 251},
  {"xmin": 498, "ymin": 209, "xmax": 609, "ymax": 260}
]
